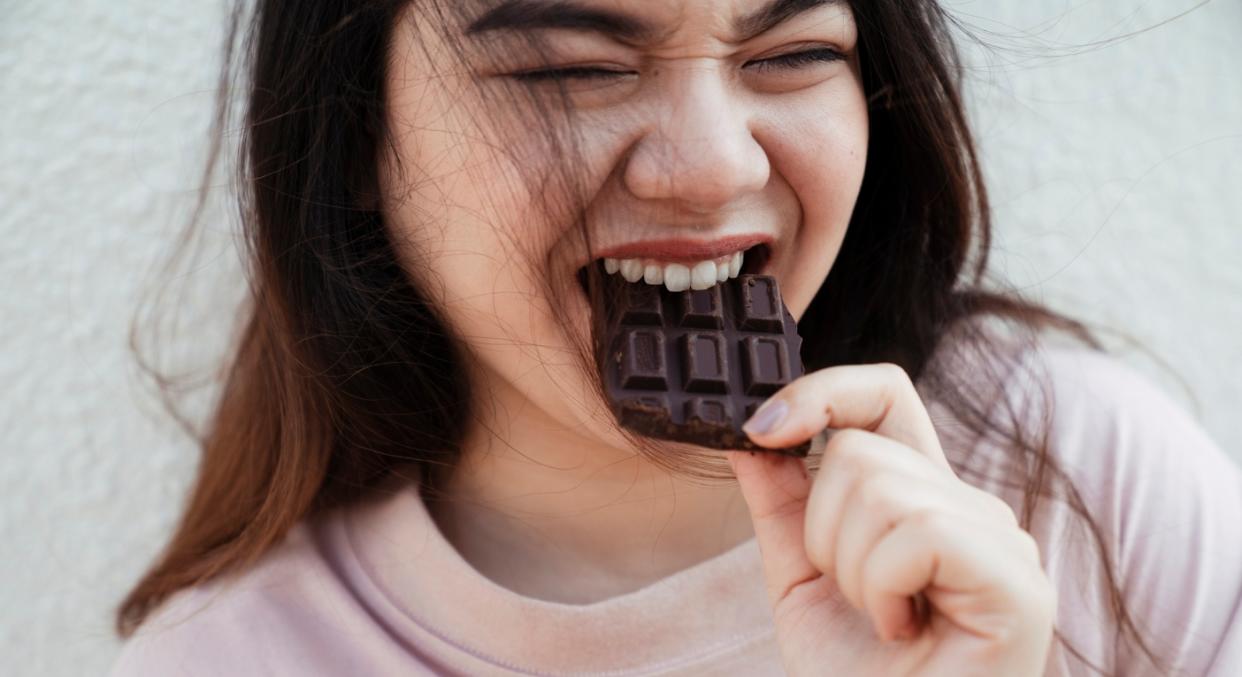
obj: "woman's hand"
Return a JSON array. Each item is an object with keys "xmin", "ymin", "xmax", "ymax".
[{"xmin": 726, "ymin": 363, "xmax": 1056, "ymax": 677}]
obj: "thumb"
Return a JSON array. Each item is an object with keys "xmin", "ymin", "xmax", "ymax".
[{"xmin": 727, "ymin": 449, "xmax": 821, "ymax": 607}]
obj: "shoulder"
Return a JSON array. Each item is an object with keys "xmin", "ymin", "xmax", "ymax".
[
  {"xmin": 1038, "ymin": 346, "xmax": 1242, "ymax": 675},
  {"xmin": 1015, "ymin": 343, "xmax": 1241, "ymax": 561},
  {"xmin": 925, "ymin": 319, "xmax": 1234, "ymax": 487},
  {"xmin": 108, "ymin": 519, "xmax": 364, "ymax": 677},
  {"xmin": 1037, "ymin": 345, "xmax": 1242, "ymax": 674},
  {"xmin": 927, "ymin": 324, "xmax": 1242, "ymax": 675},
  {"xmin": 985, "ymin": 336, "xmax": 1237, "ymax": 510}
]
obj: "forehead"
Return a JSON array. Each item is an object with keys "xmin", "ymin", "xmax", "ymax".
[{"xmin": 457, "ymin": 0, "xmax": 852, "ymax": 46}]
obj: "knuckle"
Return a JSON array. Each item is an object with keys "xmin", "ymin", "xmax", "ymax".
[
  {"xmin": 997, "ymin": 554, "xmax": 1056, "ymax": 632},
  {"xmin": 826, "ymin": 436, "xmax": 871, "ymax": 479},
  {"xmin": 824, "ymin": 428, "xmax": 868, "ymax": 458},
  {"xmin": 876, "ymin": 362, "xmax": 913, "ymax": 388},
  {"xmin": 1015, "ymin": 528, "xmax": 1043, "ymax": 563},
  {"xmin": 983, "ymin": 492, "xmax": 1020, "ymax": 528},
  {"xmin": 821, "ymin": 430, "xmax": 847, "ymax": 458},
  {"xmin": 821, "ymin": 400, "xmax": 839, "ymax": 426},
  {"xmin": 778, "ymin": 381, "xmax": 805, "ymax": 406},
  {"xmin": 907, "ymin": 507, "xmax": 950, "ymax": 535},
  {"xmin": 1015, "ymin": 570, "xmax": 1058, "ymax": 627},
  {"xmin": 856, "ymin": 475, "xmax": 900, "ymax": 518},
  {"xmin": 981, "ymin": 615, "xmax": 1028, "ymax": 648}
]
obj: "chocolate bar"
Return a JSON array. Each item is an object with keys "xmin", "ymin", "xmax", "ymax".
[{"xmin": 602, "ymin": 274, "xmax": 810, "ymax": 457}]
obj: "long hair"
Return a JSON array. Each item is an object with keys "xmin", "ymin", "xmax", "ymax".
[{"xmin": 116, "ymin": 1, "xmax": 1166, "ymax": 674}]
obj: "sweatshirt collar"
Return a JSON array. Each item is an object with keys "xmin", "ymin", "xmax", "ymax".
[{"xmin": 337, "ymin": 470, "xmax": 775, "ymax": 673}]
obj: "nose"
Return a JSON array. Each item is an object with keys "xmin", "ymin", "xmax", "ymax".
[{"xmin": 622, "ymin": 64, "xmax": 770, "ymax": 210}]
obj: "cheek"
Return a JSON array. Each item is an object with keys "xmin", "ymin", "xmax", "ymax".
[
  {"xmin": 756, "ymin": 87, "xmax": 869, "ymax": 317},
  {"xmin": 777, "ymin": 97, "xmax": 869, "ymax": 208},
  {"xmin": 376, "ymin": 19, "xmax": 625, "ymax": 446},
  {"xmin": 386, "ymin": 154, "xmax": 558, "ymax": 363},
  {"xmin": 382, "ymin": 61, "xmax": 548, "ymax": 328},
  {"xmin": 381, "ymin": 56, "xmax": 608, "ymax": 424}
]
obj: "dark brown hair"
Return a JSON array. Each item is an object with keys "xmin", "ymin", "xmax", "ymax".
[{"xmin": 117, "ymin": 1, "xmax": 1167, "ymax": 674}]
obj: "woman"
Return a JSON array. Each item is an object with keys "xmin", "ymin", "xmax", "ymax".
[{"xmin": 110, "ymin": 0, "xmax": 1242, "ymax": 675}]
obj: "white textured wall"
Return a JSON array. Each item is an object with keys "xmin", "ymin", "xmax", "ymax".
[{"xmin": 2, "ymin": 1, "xmax": 1238, "ymax": 675}]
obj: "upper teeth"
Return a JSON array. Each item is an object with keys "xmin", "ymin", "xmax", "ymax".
[{"xmin": 603, "ymin": 251, "xmax": 744, "ymax": 292}]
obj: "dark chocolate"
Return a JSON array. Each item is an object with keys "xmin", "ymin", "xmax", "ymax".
[{"xmin": 603, "ymin": 274, "xmax": 810, "ymax": 457}]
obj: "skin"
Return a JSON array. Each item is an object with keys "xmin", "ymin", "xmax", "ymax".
[
  {"xmin": 378, "ymin": 0, "xmax": 1055, "ymax": 673},
  {"xmin": 729, "ymin": 367, "xmax": 1057, "ymax": 675}
]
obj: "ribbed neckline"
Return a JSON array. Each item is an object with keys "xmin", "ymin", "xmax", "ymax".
[{"xmin": 335, "ymin": 471, "xmax": 776, "ymax": 675}]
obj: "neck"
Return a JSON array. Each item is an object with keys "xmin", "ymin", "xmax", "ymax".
[{"xmin": 423, "ymin": 367, "xmax": 755, "ymax": 604}]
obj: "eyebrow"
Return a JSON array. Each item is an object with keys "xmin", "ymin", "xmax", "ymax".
[{"xmin": 465, "ymin": 0, "xmax": 844, "ymax": 44}]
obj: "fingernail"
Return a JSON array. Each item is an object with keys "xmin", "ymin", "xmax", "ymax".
[{"xmin": 743, "ymin": 399, "xmax": 788, "ymax": 436}]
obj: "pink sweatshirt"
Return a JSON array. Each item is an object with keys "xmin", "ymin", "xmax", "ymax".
[{"xmin": 109, "ymin": 340, "xmax": 1242, "ymax": 676}]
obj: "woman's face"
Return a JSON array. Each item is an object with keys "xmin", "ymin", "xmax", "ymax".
[{"xmin": 380, "ymin": 0, "xmax": 868, "ymax": 450}]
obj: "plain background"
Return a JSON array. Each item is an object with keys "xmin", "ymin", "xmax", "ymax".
[{"xmin": 2, "ymin": 1, "xmax": 1239, "ymax": 675}]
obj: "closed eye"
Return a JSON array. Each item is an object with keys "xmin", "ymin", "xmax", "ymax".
[
  {"xmin": 744, "ymin": 47, "xmax": 845, "ymax": 72},
  {"xmin": 509, "ymin": 47, "xmax": 845, "ymax": 83},
  {"xmin": 509, "ymin": 65, "xmax": 634, "ymax": 82}
]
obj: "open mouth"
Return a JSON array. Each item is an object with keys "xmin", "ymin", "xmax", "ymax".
[{"xmin": 575, "ymin": 242, "xmax": 772, "ymax": 295}]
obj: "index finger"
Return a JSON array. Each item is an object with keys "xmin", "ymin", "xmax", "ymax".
[{"xmin": 741, "ymin": 362, "xmax": 950, "ymax": 470}]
